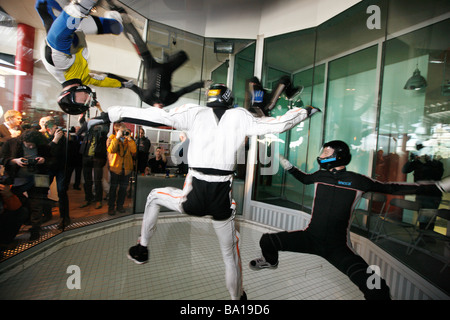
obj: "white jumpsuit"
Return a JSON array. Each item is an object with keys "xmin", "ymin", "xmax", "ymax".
[{"xmin": 107, "ymin": 103, "xmax": 314, "ymax": 299}]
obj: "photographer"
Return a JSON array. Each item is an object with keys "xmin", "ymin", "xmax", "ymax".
[
  {"xmin": 106, "ymin": 123, "xmax": 136, "ymax": 215},
  {"xmin": 42, "ymin": 118, "xmax": 71, "ymax": 230},
  {"xmin": 1, "ymin": 129, "xmax": 50, "ymax": 241}
]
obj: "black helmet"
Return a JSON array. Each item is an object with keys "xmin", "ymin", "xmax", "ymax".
[
  {"xmin": 57, "ymin": 79, "xmax": 97, "ymax": 115},
  {"xmin": 206, "ymin": 84, "xmax": 234, "ymax": 108},
  {"xmin": 317, "ymin": 140, "xmax": 352, "ymax": 170}
]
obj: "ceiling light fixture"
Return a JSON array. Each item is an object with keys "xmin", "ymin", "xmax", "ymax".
[{"xmin": 404, "ymin": 64, "xmax": 427, "ymax": 90}]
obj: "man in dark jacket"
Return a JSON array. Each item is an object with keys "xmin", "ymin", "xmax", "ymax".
[
  {"xmin": 78, "ymin": 114, "xmax": 109, "ymax": 209},
  {"xmin": 1, "ymin": 129, "xmax": 50, "ymax": 240},
  {"xmin": 41, "ymin": 117, "xmax": 70, "ymax": 230},
  {"xmin": 135, "ymin": 127, "xmax": 151, "ymax": 174}
]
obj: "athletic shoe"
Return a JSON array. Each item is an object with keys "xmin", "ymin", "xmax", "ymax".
[
  {"xmin": 87, "ymin": 112, "xmax": 110, "ymax": 130},
  {"xmin": 127, "ymin": 244, "xmax": 149, "ymax": 264},
  {"xmin": 249, "ymin": 256, "xmax": 278, "ymax": 270},
  {"xmin": 121, "ymin": 79, "xmax": 134, "ymax": 89},
  {"xmin": 304, "ymin": 105, "xmax": 321, "ymax": 117},
  {"xmin": 437, "ymin": 176, "xmax": 450, "ymax": 193},
  {"xmin": 286, "ymin": 85, "xmax": 304, "ymax": 100}
]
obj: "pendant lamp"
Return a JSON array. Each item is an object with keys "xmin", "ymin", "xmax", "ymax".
[{"xmin": 404, "ymin": 64, "xmax": 427, "ymax": 90}]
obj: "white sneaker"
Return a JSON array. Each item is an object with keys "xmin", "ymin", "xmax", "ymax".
[
  {"xmin": 249, "ymin": 257, "xmax": 278, "ymax": 270},
  {"xmin": 437, "ymin": 176, "xmax": 450, "ymax": 193}
]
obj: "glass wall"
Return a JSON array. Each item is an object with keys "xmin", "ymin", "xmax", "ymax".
[
  {"xmin": 251, "ymin": 0, "xmax": 449, "ymax": 293},
  {"xmin": 253, "ymin": 27, "xmax": 319, "ymax": 211}
]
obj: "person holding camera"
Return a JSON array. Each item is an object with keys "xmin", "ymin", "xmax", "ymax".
[
  {"xmin": 106, "ymin": 122, "xmax": 137, "ymax": 215},
  {"xmin": 1, "ymin": 129, "xmax": 50, "ymax": 241},
  {"xmin": 41, "ymin": 117, "xmax": 71, "ymax": 230}
]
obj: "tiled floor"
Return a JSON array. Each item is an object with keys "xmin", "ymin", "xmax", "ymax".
[{"xmin": 0, "ymin": 214, "xmax": 363, "ymax": 300}]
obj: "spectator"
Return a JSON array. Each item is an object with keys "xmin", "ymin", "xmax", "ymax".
[
  {"xmin": 38, "ymin": 116, "xmax": 51, "ymax": 134},
  {"xmin": 107, "ymin": 123, "xmax": 137, "ymax": 215},
  {"xmin": 145, "ymin": 147, "xmax": 167, "ymax": 174},
  {"xmin": 1, "ymin": 129, "xmax": 50, "ymax": 241},
  {"xmin": 41, "ymin": 117, "xmax": 71, "ymax": 230},
  {"xmin": 66, "ymin": 126, "xmax": 83, "ymax": 190},
  {"xmin": 136, "ymin": 127, "xmax": 151, "ymax": 174},
  {"xmin": 0, "ymin": 110, "xmax": 23, "ymax": 147},
  {"xmin": 79, "ymin": 113, "xmax": 109, "ymax": 209}
]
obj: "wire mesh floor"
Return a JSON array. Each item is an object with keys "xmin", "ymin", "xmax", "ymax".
[{"xmin": 0, "ymin": 214, "xmax": 363, "ymax": 300}]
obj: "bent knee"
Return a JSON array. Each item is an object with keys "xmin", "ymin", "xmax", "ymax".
[
  {"xmin": 260, "ymin": 232, "xmax": 285, "ymax": 251},
  {"xmin": 146, "ymin": 189, "xmax": 161, "ymax": 203}
]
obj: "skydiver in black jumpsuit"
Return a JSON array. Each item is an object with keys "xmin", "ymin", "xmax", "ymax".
[
  {"xmin": 247, "ymin": 76, "xmax": 303, "ymax": 117},
  {"xmin": 250, "ymin": 140, "xmax": 449, "ymax": 300},
  {"xmin": 105, "ymin": 0, "xmax": 209, "ymax": 108}
]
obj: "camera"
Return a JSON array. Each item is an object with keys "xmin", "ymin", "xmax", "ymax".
[
  {"xmin": 58, "ymin": 126, "xmax": 67, "ymax": 132},
  {"xmin": 22, "ymin": 158, "xmax": 39, "ymax": 172},
  {"xmin": 23, "ymin": 158, "xmax": 38, "ymax": 166},
  {"xmin": 124, "ymin": 131, "xmax": 130, "ymax": 136}
]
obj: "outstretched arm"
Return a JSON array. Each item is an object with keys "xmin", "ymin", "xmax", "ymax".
[
  {"xmin": 246, "ymin": 106, "xmax": 320, "ymax": 136},
  {"xmin": 88, "ymin": 104, "xmax": 199, "ymax": 131},
  {"xmin": 279, "ymin": 155, "xmax": 315, "ymax": 184}
]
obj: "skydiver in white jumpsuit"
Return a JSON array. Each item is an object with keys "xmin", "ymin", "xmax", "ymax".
[{"xmin": 88, "ymin": 84, "xmax": 320, "ymax": 300}]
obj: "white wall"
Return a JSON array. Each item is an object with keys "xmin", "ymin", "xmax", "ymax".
[
  {"xmin": 258, "ymin": 0, "xmax": 360, "ymax": 38},
  {"xmin": 121, "ymin": 0, "xmax": 361, "ymax": 40}
]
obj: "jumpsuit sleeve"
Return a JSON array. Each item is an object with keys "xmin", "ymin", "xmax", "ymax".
[
  {"xmin": 287, "ymin": 166, "xmax": 316, "ymax": 184},
  {"xmin": 244, "ymin": 107, "xmax": 312, "ymax": 136},
  {"xmin": 365, "ymin": 175, "xmax": 441, "ymax": 196},
  {"xmin": 401, "ymin": 160, "xmax": 416, "ymax": 174},
  {"xmin": 106, "ymin": 104, "xmax": 197, "ymax": 131}
]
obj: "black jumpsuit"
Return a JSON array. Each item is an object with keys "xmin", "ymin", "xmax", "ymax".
[
  {"xmin": 259, "ymin": 166, "xmax": 439, "ymax": 300},
  {"xmin": 120, "ymin": 14, "xmax": 204, "ymax": 107}
]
